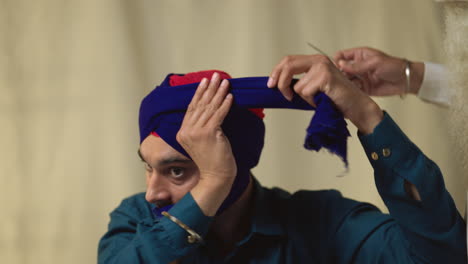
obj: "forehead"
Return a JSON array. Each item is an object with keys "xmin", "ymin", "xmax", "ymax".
[{"xmin": 139, "ymin": 135, "xmax": 188, "ymax": 163}]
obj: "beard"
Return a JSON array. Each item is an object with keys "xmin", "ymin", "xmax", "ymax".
[{"xmin": 444, "ymin": 3, "xmax": 468, "ymax": 187}]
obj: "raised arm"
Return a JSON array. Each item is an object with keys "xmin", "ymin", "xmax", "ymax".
[{"xmin": 268, "ymin": 54, "xmax": 466, "ymax": 263}]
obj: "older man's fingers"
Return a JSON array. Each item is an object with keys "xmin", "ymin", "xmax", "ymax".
[
  {"xmin": 333, "ymin": 48, "xmax": 359, "ymax": 63},
  {"xmin": 339, "ymin": 57, "xmax": 379, "ymax": 76}
]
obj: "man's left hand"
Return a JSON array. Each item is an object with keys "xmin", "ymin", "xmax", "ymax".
[{"xmin": 267, "ymin": 54, "xmax": 383, "ymax": 135}]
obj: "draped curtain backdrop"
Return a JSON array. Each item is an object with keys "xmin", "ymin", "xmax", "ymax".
[{"xmin": 1, "ymin": 1, "xmax": 463, "ymax": 263}]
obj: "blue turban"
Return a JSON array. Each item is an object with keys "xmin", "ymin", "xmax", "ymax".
[{"xmin": 139, "ymin": 71, "xmax": 350, "ymax": 216}]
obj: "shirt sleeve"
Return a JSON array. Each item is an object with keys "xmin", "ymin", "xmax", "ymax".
[
  {"xmin": 417, "ymin": 62, "xmax": 452, "ymax": 107},
  {"xmin": 98, "ymin": 192, "xmax": 213, "ymax": 264},
  {"xmin": 351, "ymin": 112, "xmax": 466, "ymax": 263}
]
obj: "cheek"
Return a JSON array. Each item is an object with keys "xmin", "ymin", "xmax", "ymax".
[{"xmin": 172, "ymin": 173, "xmax": 200, "ymax": 202}]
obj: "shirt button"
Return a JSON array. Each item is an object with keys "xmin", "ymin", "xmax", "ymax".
[
  {"xmin": 371, "ymin": 152, "xmax": 379, "ymax": 160},
  {"xmin": 382, "ymin": 148, "xmax": 391, "ymax": 157}
]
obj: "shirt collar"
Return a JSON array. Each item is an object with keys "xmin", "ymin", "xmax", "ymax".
[{"xmin": 250, "ymin": 177, "xmax": 285, "ymax": 237}]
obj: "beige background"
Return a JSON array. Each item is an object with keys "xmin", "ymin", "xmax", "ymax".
[{"xmin": 1, "ymin": 0, "xmax": 463, "ymax": 263}]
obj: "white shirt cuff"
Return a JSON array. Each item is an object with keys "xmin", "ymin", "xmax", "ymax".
[{"xmin": 417, "ymin": 62, "xmax": 451, "ymax": 107}]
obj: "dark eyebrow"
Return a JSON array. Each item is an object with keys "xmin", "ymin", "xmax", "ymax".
[
  {"xmin": 157, "ymin": 157, "xmax": 192, "ymax": 167},
  {"xmin": 137, "ymin": 149, "xmax": 192, "ymax": 167}
]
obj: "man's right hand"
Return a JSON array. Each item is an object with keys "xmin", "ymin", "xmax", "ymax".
[
  {"xmin": 333, "ymin": 47, "xmax": 425, "ymax": 97},
  {"xmin": 176, "ymin": 72, "xmax": 237, "ymax": 217}
]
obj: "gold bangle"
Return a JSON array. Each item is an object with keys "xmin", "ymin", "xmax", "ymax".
[{"xmin": 161, "ymin": 211, "xmax": 204, "ymax": 244}]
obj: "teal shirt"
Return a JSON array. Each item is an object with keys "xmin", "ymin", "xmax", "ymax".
[{"xmin": 98, "ymin": 113, "xmax": 467, "ymax": 263}]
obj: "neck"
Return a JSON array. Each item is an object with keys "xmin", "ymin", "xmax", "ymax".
[{"xmin": 209, "ymin": 176, "xmax": 255, "ymax": 247}]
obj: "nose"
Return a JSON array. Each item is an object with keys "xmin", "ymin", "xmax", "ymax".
[{"xmin": 145, "ymin": 171, "xmax": 171, "ymax": 206}]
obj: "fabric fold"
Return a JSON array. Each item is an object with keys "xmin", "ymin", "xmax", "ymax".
[{"xmin": 139, "ymin": 74, "xmax": 350, "ymax": 167}]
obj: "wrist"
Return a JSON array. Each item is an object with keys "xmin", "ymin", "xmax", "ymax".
[
  {"xmin": 190, "ymin": 177, "xmax": 234, "ymax": 216},
  {"xmin": 198, "ymin": 175, "xmax": 234, "ymax": 192},
  {"xmin": 332, "ymin": 83, "xmax": 384, "ymax": 135},
  {"xmin": 408, "ymin": 61, "xmax": 424, "ymax": 95},
  {"xmin": 351, "ymin": 99, "xmax": 384, "ymax": 135}
]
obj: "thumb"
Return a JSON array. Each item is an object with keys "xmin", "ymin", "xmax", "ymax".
[{"xmin": 338, "ymin": 58, "xmax": 377, "ymax": 75}]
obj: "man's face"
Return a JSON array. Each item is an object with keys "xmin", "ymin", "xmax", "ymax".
[{"xmin": 139, "ymin": 135, "xmax": 200, "ymax": 208}]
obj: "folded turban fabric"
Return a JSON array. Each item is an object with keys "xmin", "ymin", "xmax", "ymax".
[{"xmin": 139, "ymin": 70, "xmax": 350, "ymax": 217}]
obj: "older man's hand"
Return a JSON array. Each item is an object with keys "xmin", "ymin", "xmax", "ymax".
[
  {"xmin": 333, "ymin": 47, "xmax": 425, "ymax": 97},
  {"xmin": 268, "ymin": 54, "xmax": 383, "ymax": 135}
]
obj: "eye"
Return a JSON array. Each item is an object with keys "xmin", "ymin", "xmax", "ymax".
[{"xmin": 169, "ymin": 167, "xmax": 185, "ymax": 178}]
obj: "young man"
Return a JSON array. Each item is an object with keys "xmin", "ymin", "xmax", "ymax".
[{"xmin": 98, "ymin": 53, "xmax": 466, "ymax": 263}]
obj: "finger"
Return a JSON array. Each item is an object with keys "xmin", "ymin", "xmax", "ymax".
[
  {"xmin": 294, "ymin": 72, "xmax": 320, "ymax": 108},
  {"xmin": 296, "ymin": 84, "xmax": 318, "ymax": 108},
  {"xmin": 333, "ymin": 48, "xmax": 360, "ymax": 63},
  {"xmin": 199, "ymin": 72, "xmax": 221, "ymax": 105},
  {"xmin": 210, "ymin": 79, "xmax": 230, "ymax": 109},
  {"xmin": 210, "ymin": 93, "xmax": 233, "ymax": 128},
  {"xmin": 268, "ymin": 61, "xmax": 283, "ymax": 88},
  {"xmin": 333, "ymin": 50, "xmax": 348, "ymax": 64},
  {"xmin": 184, "ymin": 78, "xmax": 209, "ymax": 124},
  {"xmin": 197, "ymin": 79, "xmax": 230, "ymax": 126},
  {"xmin": 190, "ymin": 77, "xmax": 209, "ymax": 105},
  {"xmin": 293, "ymin": 56, "xmax": 337, "ymax": 107},
  {"xmin": 277, "ymin": 56, "xmax": 312, "ymax": 101},
  {"xmin": 293, "ymin": 67, "xmax": 315, "ymax": 92},
  {"xmin": 332, "ymin": 47, "xmax": 373, "ymax": 62},
  {"xmin": 293, "ymin": 72, "xmax": 313, "ymax": 105},
  {"xmin": 277, "ymin": 71, "xmax": 295, "ymax": 101},
  {"xmin": 339, "ymin": 57, "xmax": 378, "ymax": 76}
]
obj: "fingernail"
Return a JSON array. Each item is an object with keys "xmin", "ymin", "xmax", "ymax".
[
  {"xmin": 221, "ymin": 79, "xmax": 228, "ymax": 87},
  {"xmin": 286, "ymin": 94, "xmax": 293, "ymax": 101},
  {"xmin": 201, "ymin": 78, "xmax": 207, "ymax": 85},
  {"xmin": 212, "ymin": 72, "xmax": 219, "ymax": 80},
  {"xmin": 267, "ymin": 77, "xmax": 274, "ymax": 88}
]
